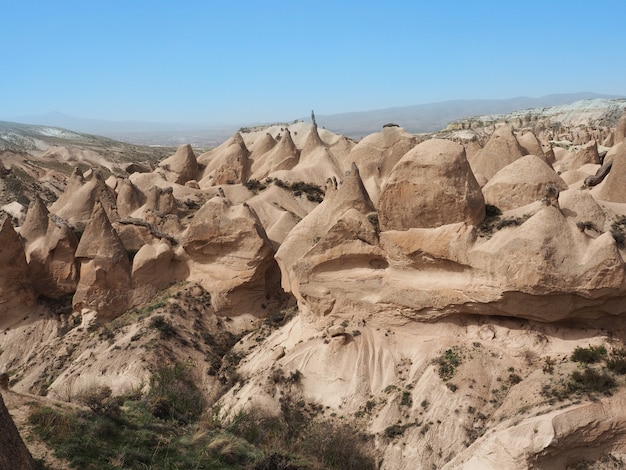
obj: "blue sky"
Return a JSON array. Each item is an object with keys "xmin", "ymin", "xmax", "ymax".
[{"xmin": 2, "ymin": 0, "xmax": 625, "ymax": 125}]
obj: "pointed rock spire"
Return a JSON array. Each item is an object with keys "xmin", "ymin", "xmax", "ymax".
[
  {"xmin": 159, "ymin": 144, "xmax": 199, "ymax": 184},
  {"xmin": 20, "ymin": 194, "xmax": 49, "ymax": 244},
  {"xmin": 73, "ymin": 201, "xmax": 131, "ymax": 320}
]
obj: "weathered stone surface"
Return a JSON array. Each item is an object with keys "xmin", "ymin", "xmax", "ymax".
[
  {"xmin": 468, "ymin": 125, "xmax": 525, "ymax": 181},
  {"xmin": 73, "ymin": 202, "xmax": 131, "ymax": 320},
  {"xmin": 0, "ymin": 394, "xmax": 36, "ymax": 470},
  {"xmin": 158, "ymin": 144, "xmax": 198, "ymax": 184},
  {"xmin": 199, "ymin": 133, "xmax": 250, "ymax": 186},
  {"xmin": 346, "ymin": 126, "xmax": 417, "ymax": 204},
  {"xmin": 597, "ymin": 142, "xmax": 626, "ymax": 202},
  {"xmin": 183, "ymin": 195, "xmax": 275, "ymax": 314},
  {"xmin": 0, "ymin": 216, "xmax": 35, "ymax": 323},
  {"xmin": 482, "ymin": 155, "xmax": 568, "ymax": 211},
  {"xmin": 378, "ymin": 139, "xmax": 485, "ymax": 231}
]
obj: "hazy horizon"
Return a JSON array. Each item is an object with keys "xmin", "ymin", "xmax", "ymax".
[{"xmin": 2, "ymin": 1, "xmax": 626, "ymax": 125}]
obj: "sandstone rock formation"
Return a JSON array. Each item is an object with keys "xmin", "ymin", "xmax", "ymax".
[
  {"xmin": 468, "ymin": 125, "xmax": 525, "ymax": 181},
  {"xmin": 158, "ymin": 144, "xmax": 199, "ymax": 184},
  {"xmin": 378, "ymin": 139, "xmax": 484, "ymax": 230},
  {"xmin": 346, "ymin": 125, "xmax": 417, "ymax": 204},
  {"xmin": 182, "ymin": 194, "xmax": 276, "ymax": 314},
  {"xmin": 0, "ymin": 216, "xmax": 35, "ymax": 323},
  {"xmin": 73, "ymin": 202, "xmax": 131, "ymax": 320},
  {"xmin": 199, "ymin": 133, "xmax": 250, "ymax": 186},
  {"xmin": 482, "ymin": 155, "xmax": 568, "ymax": 211},
  {"xmin": 0, "ymin": 393, "xmax": 36, "ymax": 470}
]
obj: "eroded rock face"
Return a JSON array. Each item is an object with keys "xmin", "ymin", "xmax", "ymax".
[
  {"xmin": 199, "ymin": 133, "xmax": 250, "ymax": 186},
  {"xmin": 469, "ymin": 125, "xmax": 525, "ymax": 181},
  {"xmin": 50, "ymin": 169, "xmax": 118, "ymax": 229},
  {"xmin": 158, "ymin": 144, "xmax": 199, "ymax": 185},
  {"xmin": 482, "ymin": 155, "xmax": 568, "ymax": 211},
  {"xmin": 0, "ymin": 216, "xmax": 36, "ymax": 323},
  {"xmin": 378, "ymin": 139, "xmax": 485, "ymax": 231},
  {"xmin": 598, "ymin": 142, "xmax": 626, "ymax": 202},
  {"xmin": 73, "ymin": 202, "xmax": 131, "ymax": 320},
  {"xmin": 346, "ymin": 126, "xmax": 417, "ymax": 205},
  {"xmin": 0, "ymin": 394, "xmax": 36, "ymax": 470},
  {"xmin": 182, "ymin": 195, "xmax": 275, "ymax": 314},
  {"xmin": 276, "ymin": 163, "xmax": 382, "ymax": 316}
]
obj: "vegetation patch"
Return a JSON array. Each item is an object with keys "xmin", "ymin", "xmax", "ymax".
[
  {"xmin": 435, "ymin": 348, "xmax": 462, "ymax": 381},
  {"xmin": 571, "ymin": 345, "xmax": 607, "ymax": 364}
]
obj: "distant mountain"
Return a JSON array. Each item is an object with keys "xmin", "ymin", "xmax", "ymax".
[
  {"xmin": 309, "ymin": 93, "xmax": 626, "ymax": 138},
  {"xmin": 6, "ymin": 93, "xmax": 624, "ymax": 145}
]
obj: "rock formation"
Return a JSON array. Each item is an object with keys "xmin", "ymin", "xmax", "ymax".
[
  {"xmin": 0, "ymin": 393, "xmax": 36, "ymax": 470},
  {"xmin": 0, "ymin": 216, "xmax": 35, "ymax": 323},
  {"xmin": 182, "ymin": 194, "xmax": 276, "ymax": 314},
  {"xmin": 468, "ymin": 125, "xmax": 525, "ymax": 181},
  {"xmin": 158, "ymin": 144, "xmax": 199, "ymax": 184},
  {"xmin": 73, "ymin": 202, "xmax": 131, "ymax": 320},
  {"xmin": 482, "ymin": 155, "xmax": 568, "ymax": 211},
  {"xmin": 378, "ymin": 139, "xmax": 484, "ymax": 230}
]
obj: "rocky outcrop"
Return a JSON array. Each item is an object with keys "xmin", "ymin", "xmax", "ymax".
[
  {"xmin": 346, "ymin": 125, "xmax": 417, "ymax": 204},
  {"xmin": 597, "ymin": 142, "xmax": 626, "ymax": 202},
  {"xmin": 276, "ymin": 163, "xmax": 382, "ymax": 316},
  {"xmin": 482, "ymin": 155, "xmax": 568, "ymax": 211},
  {"xmin": 50, "ymin": 169, "xmax": 118, "ymax": 229},
  {"xmin": 516, "ymin": 130, "xmax": 545, "ymax": 159},
  {"xmin": 116, "ymin": 178, "xmax": 144, "ymax": 218},
  {"xmin": 182, "ymin": 195, "xmax": 275, "ymax": 314},
  {"xmin": 0, "ymin": 216, "xmax": 36, "ymax": 323},
  {"xmin": 158, "ymin": 144, "xmax": 198, "ymax": 184},
  {"xmin": 615, "ymin": 110, "xmax": 626, "ymax": 144},
  {"xmin": 0, "ymin": 394, "xmax": 36, "ymax": 470},
  {"xmin": 468, "ymin": 125, "xmax": 525, "ymax": 181},
  {"xmin": 73, "ymin": 202, "xmax": 131, "ymax": 320},
  {"xmin": 567, "ymin": 139, "xmax": 601, "ymax": 171},
  {"xmin": 378, "ymin": 139, "xmax": 484, "ymax": 231},
  {"xmin": 199, "ymin": 133, "xmax": 250, "ymax": 186}
]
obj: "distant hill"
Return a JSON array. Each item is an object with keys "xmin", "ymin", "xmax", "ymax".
[
  {"xmin": 309, "ymin": 93, "xmax": 625, "ymax": 138},
  {"xmin": 5, "ymin": 93, "xmax": 624, "ymax": 145}
]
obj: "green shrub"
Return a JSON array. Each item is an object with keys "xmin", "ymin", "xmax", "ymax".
[
  {"xmin": 571, "ymin": 345, "xmax": 607, "ymax": 364},
  {"xmin": 436, "ymin": 348, "xmax": 462, "ymax": 380},
  {"xmin": 568, "ymin": 368, "xmax": 616, "ymax": 396},
  {"xmin": 147, "ymin": 362, "xmax": 205, "ymax": 422},
  {"xmin": 606, "ymin": 349, "xmax": 626, "ymax": 374},
  {"xmin": 149, "ymin": 315, "xmax": 176, "ymax": 338}
]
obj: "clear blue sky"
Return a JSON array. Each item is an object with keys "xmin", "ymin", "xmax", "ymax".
[{"xmin": 2, "ymin": 0, "xmax": 625, "ymax": 125}]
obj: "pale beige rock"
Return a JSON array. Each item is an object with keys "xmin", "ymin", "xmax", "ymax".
[
  {"xmin": 182, "ymin": 196, "xmax": 276, "ymax": 315},
  {"xmin": 50, "ymin": 169, "xmax": 118, "ymax": 229},
  {"xmin": 116, "ymin": 178, "xmax": 144, "ymax": 218},
  {"xmin": 615, "ymin": 110, "xmax": 626, "ymax": 144},
  {"xmin": 249, "ymin": 129, "xmax": 299, "ymax": 179},
  {"xmin": 569, "ymin": 139, "xmax": 601, "ymax": 171},
  {"xmin": 158, "ymin": 144, "xmax": 198, "ymax": 184},
  {"xmin": 597, "ymin": 142, "xmax": 626, "ymax": 202},
  {"xmin": 199, "ymin": 133, "xmax": 250, "ymax": 186},
  {"xmin": 517, "ymin": 130, "xmax": 545, "ymax": 159},
  {"xmin": 131, "ymin": 241, "xmax": 178, "ymax": 305},
  {"xmin": 469, "ymin": 205, "xmax": 626, "ymax": 320},
  {"xmin": 468, "ymin": 125, "xmax": 525, "ymax": 181},
  {"xmin": 482, "ymin": 155, "xmax": 568, "ymax": 211},
  {"xmin": 27, "ymin": 215, "xmax": 79, "ymax": 298},
  {"xmin": 346, "ymin": 126, "xmax": 417, "ymax": 204},
  {"xmin": 378, "ymin": 139, "xmax": 485, "ymax": 231},
  {"xmin": 73, "ymin": 202, "xmax": 131, "ymax": 320}
]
